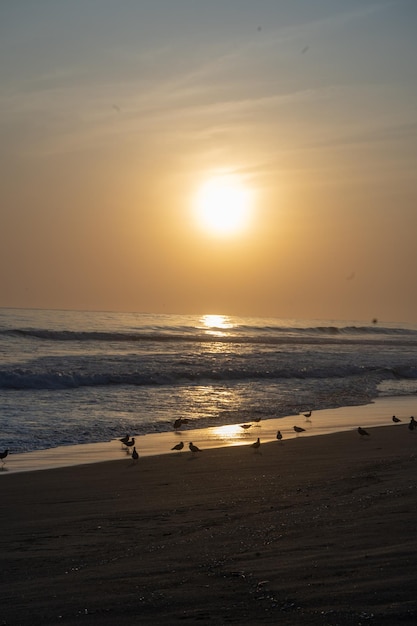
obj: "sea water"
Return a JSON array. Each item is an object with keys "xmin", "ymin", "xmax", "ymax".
[{"xmin": 1, "ymin": 308, "xmax": 417, "ymax": 454}]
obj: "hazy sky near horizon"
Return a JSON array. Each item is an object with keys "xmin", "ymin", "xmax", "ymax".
[{"xmin": 1, "ymin": 0, "xmax": 417, "ymax": 322}]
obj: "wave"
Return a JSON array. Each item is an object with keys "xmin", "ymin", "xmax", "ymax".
[
  {"xmin": 1, "ymin": 362, "xmax": 416, "ymax": 390},
  {"xmin": 2, "ymin": 324, "xmax": 417, "ymax": 346}
]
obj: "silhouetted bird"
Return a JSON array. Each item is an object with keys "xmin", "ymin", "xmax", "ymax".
[
  {"xmin": 0, "ymin": 449, "xmax": 8, "ymax": 464},
  {"xmin": 189, "ymin": 442, "xmax": 201, "ymax": 454},
  {"xmin": 251, "ymin": 437, "xmax": 261, "ymax": 452},
  {"xmin": 119, "ymin": 434, "xmax": 130, "ymax": 448},
  {"xmin": 173, "ymin": 418, "xmax": 183, "ymax": 430},
  {"xmin": 240, "ymin": 424, "xmax": 252, "ymax": 431},
  {"xmin": 408, "ymin": 417, "xmax": 416, "ymax": 431},
  {"xmin": 131, "ymin": 447, "xmax": 139, "ymax": 463},
  {"xmin": 171, "ymin": 441, "xmax": 184, "ymax": 451},
  {"xmin": 125, "ymin": 437, "xmax": 135, "ymax": 450},
  {"xmin": 293, "ymin": 425, "xmax": 306, "ymax": 434},
  {"xmin": 357, "ymin": 427, "xmax": 370, "ymax": 437},
  {"xmin": 303, "ymin": 411, "xmax": 312, "ymax": 419},
  {"xmin": 253, "ymin": 417, "xmax": 262, "ymax": 423},
  {"xmin": 392, "ymin": 416, "xmax": 401, "ymax": 423},
  {"xmin": 276, "ymin": 430, "xmax": 283, "ymax": 442}
]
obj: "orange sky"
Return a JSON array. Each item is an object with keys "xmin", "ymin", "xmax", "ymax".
[{"xmin": 1, "ymin": 1, "xmax": 417, "ymax": 322}]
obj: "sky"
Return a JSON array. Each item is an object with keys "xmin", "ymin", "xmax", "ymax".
[{"xmin": 1, "ymin": 0, "xmax": 417, "ymax": 323}]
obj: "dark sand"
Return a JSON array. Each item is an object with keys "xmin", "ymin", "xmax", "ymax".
[{"xmin": 1, "ymin": 425, "xmax": 417, "ymax": 625}]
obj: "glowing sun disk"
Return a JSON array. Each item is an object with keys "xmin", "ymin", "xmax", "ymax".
[{"xmin": 194, "ymin": 174, "xmax": 252, "ymax": 236}]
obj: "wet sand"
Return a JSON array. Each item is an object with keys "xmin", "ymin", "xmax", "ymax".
[
  {"xmin": 4, "ymin": 395, "xmax": 417, "ymax": 473},
  {"xmin": 1, "ymin": 414, "xmax": 417, "ymax": 624}
]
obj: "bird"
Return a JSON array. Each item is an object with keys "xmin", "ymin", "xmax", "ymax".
[
  {"xmin": 408, "ymin": 417, "xmax": 416, "ymax": 432},
  {"xmin": 276, "ymin": 430, "xmax": 283, "ymax": 442},
  {"xmin": 293, "ymin": 425, "xmax": 306, "ymax": 434},
  {"xmin": 357, "ymin": 427, "xmax": 370, "ymax": 437},
  {"xmin": 131, "ymin": 447, "xmax": 139, "ymax": 463},
  {"xmin": 253, "ymin": 417, "xmax": 262, "ymax": 423},
  {"xmin": 303, "ymin": 411, "xmax": 312, "ymax": 419},
  {"xmin": 189, "ymin": 442, "xmax": 201, "ymax": 454},
  {"xmin": 171, "ymin": 441, "xmax": 184, "ymax": 451},
  {"xmin": 173, "ymin": 418, "xmax": 183, "ymax": 430},
  {"xmin": 0, "ymin": 449, "xmax": 8, "ymax": 464},
  {"xmin": 392, "ymin": 416, "xmax": 401, "ymax": 423},
  {"xmin": 240, "ymin": 424, "xmax": 252, "ymax": 431},
  {"xmin": 251, "ymin": 437, "xmax": 261, "ymax": 452},
  {"xmin": 119, "ymin": 434, "xmax": 130, "ymax": 447},
  {"xmin": 125, "ymin": 437, "xmax": 135, "ymax": 451}
]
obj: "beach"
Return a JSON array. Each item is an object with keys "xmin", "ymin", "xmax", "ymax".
[{"xmin": 1, "ymin": 415, "xmax": 417, "ymax": 625}]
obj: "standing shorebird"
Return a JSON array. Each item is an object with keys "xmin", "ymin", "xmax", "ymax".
[
  {"xmin": 171, "ymin": 441, "xmax": 184, "ymax": 451},
  {"xmin": 240, "ymin": 424, "xmax": 252, "ymax": 431},
  {"xmin": 119, "ymin": 434, "xmax": 130, "ymax": 448},
  {"xmin": 253, "ymin": 417, "xmax": 262, "ymax": 424},
  {"xmin": 189, "ymin": 442, "xmax": 201, "ymax": 455},
  {"xmin": 357, "ymin": 427, "xmax": 370, "ymax": 437},
  {"xmin": 293, "ymin": 425, "xmax": 306, "ymax": 435},
  {"xmin": 0, "ymin": 449, "xmax": 8, "ymax": 465},
  {"xmin": 131, "ymin": 447, "xmax": 139, "ymax": 463},
  {"xmin": 408, "ymin": 417, "xmax": 416, "ymax": 432},
  {"xmin": 303, "ymin": 411, "xmax": 312, "ymax": 420},
  {"xmin": 276, "ymin": 430, "xmax": 283, "ymax": 442},
  {"xmin": 125, "ymin": 437, "xmax": 135, "ymax": 451},
  {"xmin": 251, "ymin": 437, "xmax": 261, "ymax": 453},
  {"xmin": 392, "ymin": 416, "xmax": 401, "ymax": 423}
]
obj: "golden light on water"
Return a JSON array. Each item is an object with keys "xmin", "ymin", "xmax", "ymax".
[
  {"xmin": 201, "ymin": 314, "xmax": 233, "ymax": 330},
  {"xmin": 210, "ymin": 423, "xmax": 247, "ymax": 445},
  {"xmin": 200, "ymin": 314, "xmax": 235, "ymax": 340},
  {"xmin": 193, "ymin": 173, "xmax": 253, "ymax": 237}
]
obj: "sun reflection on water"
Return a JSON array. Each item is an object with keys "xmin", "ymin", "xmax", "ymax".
[
  {"xmin": 210, "ymin": 423, "xmax": 244, "ymax": 444},
  {"xmin": 200, "ymin": 314, "xmax": 234, "ymax": 336}
]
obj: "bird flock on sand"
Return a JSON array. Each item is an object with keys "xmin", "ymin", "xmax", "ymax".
[
  {"xmin": 1, "ymin": 413, "xmax": 415, "ymax": 470},
  {"xmin": 111, "ymin": 411, "xmax": 417, "ymax": 460},
  {"xmin": 108, "ymin": 411, "xmax": 417, "ymax": 466}
]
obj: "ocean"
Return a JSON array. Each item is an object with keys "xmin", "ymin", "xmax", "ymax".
[{"xmin": 1, "ymin": 308, "xmax": 417, "ymax": 454}]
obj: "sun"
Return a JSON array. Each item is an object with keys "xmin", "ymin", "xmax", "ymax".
[{"xmin": 194, "ymin": 173, "xmax": 253, "ymax": 236}]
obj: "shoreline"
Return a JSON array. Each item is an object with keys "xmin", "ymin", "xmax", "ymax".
[{"xmin": 2, "ymin": 394, "xmax": 416, "ymax": 474}]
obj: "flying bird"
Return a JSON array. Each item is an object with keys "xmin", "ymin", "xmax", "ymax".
[
  {"xmin": 173, "ymin": 417, "xmax": 190, "ymax": 430},
  {"xmin": 293, "ymin": 425, "xmax": 306, "ymax": 434},
  {"xmin": 392, "ymin": 416, "xmax": 401, "ymax": 423},
  {"xmin": 0, "ymin": 449, "xmax": 8, "ymax": 464},
  {"xmin": 276, "ymin": 430, "xmax": 283, "ymax": 442},
  {"xmin": 357, "ymin": 427, "xmax": 370, "ymax": 437},
  {"xmin": 189, "ymin": 442, "xmax": 201, "ymax": 454},
  {"xmin": 171, "ymin": 441, "xmax": 184, "ymax": 451}
]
